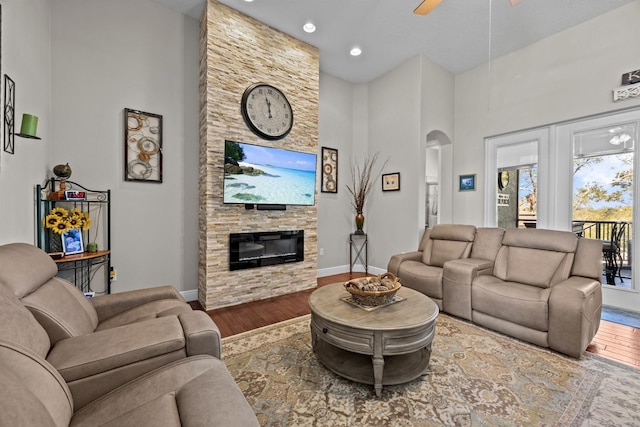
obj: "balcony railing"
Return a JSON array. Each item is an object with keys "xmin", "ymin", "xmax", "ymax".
[
  {"xmin": 518, "ymin": 219, "xmax": 632, "ymax": 266},
  {"xmin": 574, "ymin": 220, "xmax": 632, "ymax": 266}
]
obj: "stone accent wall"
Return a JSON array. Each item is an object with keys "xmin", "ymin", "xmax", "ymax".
[{"xmin": 199, "ymin": 0, "xmax": 319, "ymax": 310}]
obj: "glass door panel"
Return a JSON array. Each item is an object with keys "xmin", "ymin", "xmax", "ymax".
[{"xmin": 572, "ymin": 122, "xmax": 636, "ymax": 288}]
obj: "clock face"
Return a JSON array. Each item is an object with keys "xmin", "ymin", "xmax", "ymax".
[
  {"xmin": 498, "ymin": 171, "xmax": 509, "ymax": 190},
  {"xmin": 241, "ymin": 83, "xmax": 293, "ymax": 140}
]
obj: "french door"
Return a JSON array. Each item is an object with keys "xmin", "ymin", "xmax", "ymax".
[{"xmin": 487, "ymin": 109, "xmax": 640, "ymax": 300}]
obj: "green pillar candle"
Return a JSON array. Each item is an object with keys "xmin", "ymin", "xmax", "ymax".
[{"xmin": 20, "ymin": 114, "xmax": 38, "ymax": 137}]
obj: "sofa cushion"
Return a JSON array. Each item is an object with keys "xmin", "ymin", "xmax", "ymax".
[
  {"xmin": 47, "ymin": 317, "xmax": 186, "ymax": 382},
  {"xmin": 22, "ymin": 278, "xmax": 99, "ymax": 345},
  {"xmin": 0, "ymin": 286, "xmax": 51, "ymax": 359},
  {"xmin": 472, "ymin": 275, "xmax": 551, "ymax": 331},
  {"xmin": 0, "ymin": 243, "xmax": 59, "ymax": 298},
  {"xmin": 422, "ymin": 224, "xmax": 476, "ymax": 267},
  {"xmin": 494, "ymin": 246, "xmax": 574, "ymax": 288},
  {"xmin": 429, "ymin": 224, "xmax": 476, "ymax": 242},
  {"xmin": 571, "ymin": 238, "xmax": 603, "ymax": 281},
  {"xmin": 95, "ymin": 300, "xmax": 193, "ymax": 331},
  {"xmin": 70, "ymin": 356, "xmax": 259, "ymax": 427},
  {"xmin": 502, "ymin": 228, "xmax": 578, "ymax": 253},
  {"xmin": 0, "ymin": 340, "xmax": 73, "ymax": 427},
  {"xmin": 397, "ymin": 260, "xmax": 444, "ymax": 299},
  {"xmin": 470, "ymin": 227, "xmax": 505, "ymax": 261}
]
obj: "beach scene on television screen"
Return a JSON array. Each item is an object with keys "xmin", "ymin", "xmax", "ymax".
[{"xmin": 224, "ymin": 141, "xmax": 317, "ymax": 205}]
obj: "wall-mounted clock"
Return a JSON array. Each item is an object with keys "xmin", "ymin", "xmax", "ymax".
[
  {"xmin": 498, "ymin": 171, "xmax": 510, "ymax": 190},
  {"xmin": 241, "ymin": 83, "xmax": 293, "ymax": 140}
]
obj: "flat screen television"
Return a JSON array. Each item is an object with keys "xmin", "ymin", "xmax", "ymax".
[{"xmin": 223, "ymin": 140, "xmax": 317, "ymax": 206}]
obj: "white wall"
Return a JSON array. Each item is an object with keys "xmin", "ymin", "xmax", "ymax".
[
  {"xmin": 453, "ymin": 1, "xmax": 640, "ymax": 311},
  {"xmin": 50, "ymin": 0, "xmax": 200, "ymax": 294},
  {"xmin": 0, "ymin": 0, "xmax": 51, "ymax": 245},
  {"xmin": 452, "ymin": 1, "xmax": 640, "ymax": 226},
  {"xmin": 317, "ymin": 72, "xmax": 356, "ymax": 273},
  {"xmin": 366, "ymin": 56, "xmax": 424, "ymax": 270}
]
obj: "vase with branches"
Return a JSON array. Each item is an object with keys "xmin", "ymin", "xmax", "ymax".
[{"xmin": 346, "ymin": 152, "xmax": 385, "ymax": 234}]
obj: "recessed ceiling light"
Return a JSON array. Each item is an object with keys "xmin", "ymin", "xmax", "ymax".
[
  {"xmin": 350, "ymin": 47, "xmax": 362, "ymax": 56},
  {"xmin": 303, "ymin": 22, "xmax": 316, "ymax": 33},
  {"xmin": 244, "ymin": 0, "xmax": 254, "ymax": 2}
]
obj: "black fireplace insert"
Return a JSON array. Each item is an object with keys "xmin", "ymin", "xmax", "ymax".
[{"xmin": 229, "ymin": 230, "xmax": 304, "ymax": 271}]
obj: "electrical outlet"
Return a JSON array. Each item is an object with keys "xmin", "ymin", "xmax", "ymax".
[
  {"xmin": 319, "ymin": 248, "xmax": 324, "ymax": 256},
  {"xmin": 110, "ymin": 267, "xmax": 117, "ymax": 282}
]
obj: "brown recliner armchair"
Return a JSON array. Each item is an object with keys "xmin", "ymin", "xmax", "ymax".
[
  {"xmin": 0, "ymin": 286, "xmax": 258, "ymax": 426},
  {"xmin": 0, "ymin": 243, "xmax": 222, "ymax": 409}
]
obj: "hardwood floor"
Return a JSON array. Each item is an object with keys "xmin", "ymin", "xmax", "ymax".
[
  {"xmin": 194, "ymin": 273, "xmax": 640, "ymax": 369},
  {"xmin": 587, "ymin": 320, "xmax": 640, "ymax": 368}
]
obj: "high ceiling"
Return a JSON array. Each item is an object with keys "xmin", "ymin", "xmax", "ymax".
[{"xmin": 150, "ymin": 0, "xmax": 634, "ymax": 83}]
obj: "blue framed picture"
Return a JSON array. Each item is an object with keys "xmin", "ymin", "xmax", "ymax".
[
  {"xmin": 61, "ymin": 228, "xmax": 84, "ymax": 255},
  {"xmin": 459, "ymin": 174, "xmax": 476, "ymax": 191}
]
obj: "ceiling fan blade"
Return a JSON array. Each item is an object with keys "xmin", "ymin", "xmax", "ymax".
[
  {"xmin": 413, "ymin": 0, "xmax": 443, "ymax": 16},
  {"xmin": 510, "ymin": 0, "xmax": 522, "ymax": 5}
]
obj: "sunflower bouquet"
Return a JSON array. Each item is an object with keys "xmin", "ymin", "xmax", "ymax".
[{"xmin": 44, "ymin": 207, "xmax": 91, "ymax": 235}]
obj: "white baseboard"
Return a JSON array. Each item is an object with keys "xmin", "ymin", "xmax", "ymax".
[{"xmin": 181, "ymin": 289, "xmax": 198, "ymax": 302}]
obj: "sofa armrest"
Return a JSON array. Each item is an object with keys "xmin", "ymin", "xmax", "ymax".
[
  {"xmin": 387, "ymin": 251, "xmax": 423, "ymax": 276},
  {"xmin": 91, "ymin": 285, "xmax": 186, "ymax": 322},
  {"xmin": 442, "ymin": 258, "xmax": 495, "ymax": 320},
  {"xmin": 47, "ymin": 316, "xmax": 189, "ymax": 409},
  {"xmin": 549, "ymin": 276, "xmax": 602, "ymax": 358},
  {"xmin": 179, "ymin": 311, "xmax": 222, "ymax": 359},
  {"xmin": 46, "ymin": 316, "xmax": 185, "ymax": 382}
]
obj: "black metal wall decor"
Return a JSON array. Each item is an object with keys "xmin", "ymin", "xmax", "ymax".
[
  {"xmin": 4, "ymin": 74, "xmax": 15, "ymax": 155},
  {"xmin": 124, "ymin": 108, "xmax": 163, "ymax": 183},
  {"xmin": 0, "ymin": 4, "xmax": 3, "ymax": 157}
]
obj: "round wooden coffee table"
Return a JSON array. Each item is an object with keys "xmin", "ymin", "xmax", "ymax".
[{"xmin": 309, "ymin": 282, "xmax": 439, "ymax": 397}]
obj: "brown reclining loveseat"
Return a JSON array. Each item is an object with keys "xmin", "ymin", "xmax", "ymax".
[{"xmin": 389, "ymin": 225, "xmax": 602, "ymax": 358}]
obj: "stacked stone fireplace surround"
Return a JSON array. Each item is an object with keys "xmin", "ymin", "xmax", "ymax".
[{"xmin": 199, "ymin": 1, "xmax": 320, "ymax": 310}]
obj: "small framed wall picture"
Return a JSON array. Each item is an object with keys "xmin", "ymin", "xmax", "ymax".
[
  {"xmin": 382, "ymin": 172, "xmax": 400, "ymax": 191},
  {"xmin": 321, "ymin": 146, "xmax": 338, "ymax": 193},
  {"xmin": 459, "ymin": 174, "xmax": 476, "ymax": 191}
]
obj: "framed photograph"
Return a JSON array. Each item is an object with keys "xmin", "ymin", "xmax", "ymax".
[
  {"xmin": 124, "ymin": 108, "xmax": 163, "ymax": 183},
  {"xmin": 61, "ymin": 228, "xmax": 84, "ymax": 255},
  {"xmin": 65, "ymin": 190, "xmax": 86, "ymax": 201},
  {"xmin": 382, "ymin": 172, "xmax": 400, "ymax": 191},
  {"xmin": 321, "ymin": 146, "xmax": 338, "ymax": 193},
  {"xmin": 459, "ymin": 174, "xmax": 476, "ymax": 191}
]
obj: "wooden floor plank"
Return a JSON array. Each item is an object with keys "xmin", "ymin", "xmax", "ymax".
[{"xmin": 195, "ymin": 273, "xmax": 640, "ymax": 369}]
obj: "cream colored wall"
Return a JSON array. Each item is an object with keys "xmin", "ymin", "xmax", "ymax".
[
  {"xmin": 0, "ymin": 0, "xmax": 51, "ymax": 245},
  {"xmin": 199, "ymin": 1, "xmax": 319, "ymax": 309},
  {"xmin": 452, "ymin": 1, "xmax": 640, "ymax": 226},
  {"xmin": 366, "ymin": 56, "xmax": 424, "ymax": 269},
  {"xmin": 317, "ymin": 73, "xmax": 357, "ymax": 273},
  {"xmin": 50, "ymin": 0, "xmax": 201, "ymax": 295},
  {"xmin": 360, "ymin": 55, "xmax": 455, "ymax": 271}
]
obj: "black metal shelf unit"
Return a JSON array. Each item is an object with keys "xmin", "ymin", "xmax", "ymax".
[{"xmin": 35, "ymin": 179, "xmax": 111, "ymax": 294}]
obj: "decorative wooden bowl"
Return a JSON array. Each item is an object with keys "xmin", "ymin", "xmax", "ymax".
[{"xmin": 344, "ymin": 272, "xmax": 401, "ymax": 306}]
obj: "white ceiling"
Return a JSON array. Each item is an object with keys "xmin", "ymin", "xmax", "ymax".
[{"xmin": 150, "ymin": 0, "xmax": 634, "ymax": 83}]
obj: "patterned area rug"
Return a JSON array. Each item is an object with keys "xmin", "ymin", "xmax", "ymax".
[{"xmin": 222, "ymin": 314, "xmax": 640, "ymax": 426}]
